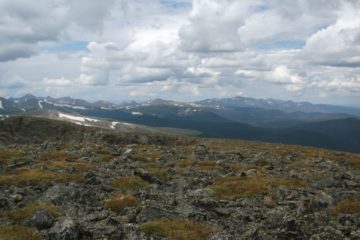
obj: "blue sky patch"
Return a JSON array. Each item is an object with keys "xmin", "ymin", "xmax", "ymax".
[
  {"xmin": 250, "ymin": 4, "xmax": 270, "ymax": 13},
  {"xmin": 44, "ymin": 41, "xmax": 89, "ymax": 53},
  {"xmin": 159, "ymin": 0, "xmax": 192, "ymax": 9},
  {"xmin": 257, "ymin": 40, "xmax": 305, "ymax": 50}
]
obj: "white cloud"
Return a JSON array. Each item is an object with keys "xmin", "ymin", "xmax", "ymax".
[
  {"xmin": 303, "ymin": 2, "xmax": 360, "ymax": 67},
  {"xmin": 313, "ymin": 77, "xmax": 360, "ymax": 92},
  {"xmin": 43, "ymin": 77, "xmax": 72, "ymax": 87},
  {"xmin": 179, "ymin": 0, "xmax": 247, "ymax": 52},
  {"xmin": 0, "ymin": 0, "xmax": 115, "ymax": 62},
  {"xmin": 0, "ymin": 0, "xmax": 360, "ymax": 105}
]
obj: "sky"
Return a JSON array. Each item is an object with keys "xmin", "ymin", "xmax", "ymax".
[{"xmin": 0, "ymin": 0, "xmax": 360, "ymax": 106}]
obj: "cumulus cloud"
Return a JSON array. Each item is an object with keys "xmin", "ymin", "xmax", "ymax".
[
  {"xmin": 0, "ymin": 0, "xmax": 115, "ymax": 62},
  {"xmin": 179, "ymin": 0, "xmax": 247, "ymax": 52},
  {"xmin": 235, "ymin": 65, "xmax": 306, "ymax": 92},
  {"xmin": 312, "ymin": 76, "xmax": 360, "ymax": 92},
  {"xmin": 1, "ymin": 0, "xmax": 360, "ymax": 105},
  {"xmin": 303, "ymin": 1, "xmax": 360, "ymax": 67}
]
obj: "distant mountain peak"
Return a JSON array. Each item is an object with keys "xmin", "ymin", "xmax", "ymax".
[
  {"xmin": 20, "ymin": 93, "xmax": 37, "ymax": 101},
  {"xmin": 143, "ymin": 98, "xmax": 182, "ymax": 106}
]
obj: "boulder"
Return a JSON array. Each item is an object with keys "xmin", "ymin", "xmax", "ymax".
[
  {"xmin": 24, "ymin": 208, "xmax": 55, "ymax": 230},
  {"xmin": 47, "ymin": 218, "xmax": 80, "ymax": 240}
]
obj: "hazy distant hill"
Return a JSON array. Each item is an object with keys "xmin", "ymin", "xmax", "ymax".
[{"xmin": 1, "ymin": 94, "xmax": 360, "ymax": 152}]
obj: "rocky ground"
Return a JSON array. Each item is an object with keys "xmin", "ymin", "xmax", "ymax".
[{"xmin": 0, "ymin": 117, "xmax": 359, "ymax": 240}]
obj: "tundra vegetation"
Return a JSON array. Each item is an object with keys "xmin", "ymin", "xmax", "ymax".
[{"xmin": 0, "ymin": 117, "xmax": 359, "ymax": 239}]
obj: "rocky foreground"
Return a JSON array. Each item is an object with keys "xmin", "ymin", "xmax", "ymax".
[{"xmin": 0, "ymin": 117, "xmax": 359, "ymax": 240}]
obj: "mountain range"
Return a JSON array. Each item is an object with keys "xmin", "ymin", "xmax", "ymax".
[{"xmin": 1, "ymin": 94, "xmax": 359, "ymax": 153}]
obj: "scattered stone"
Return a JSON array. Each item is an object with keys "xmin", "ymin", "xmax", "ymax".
[
  {"xmin": 84, "ymin": 171, "xmax": 101, "ymax": 185},
  {"xmin": 47, "ymin": 218, "xmax": 80, "ymax": 240},
  {"xmin": 194, "ymin": 144, "xmax": 208, "ymax": 155},
  {"xmin": 0, "ymin": 197, "xmax": 10, "ymax": 209},
  {"xmin": 136, "ymin": 207, "xmax": 165, "ymax": 223},
  {"xmin": 134, "ymin": 169, "xmax": 161, "ymax": 184},
  {"xmin": 0, "ymin": 123, "xmax": 359, "ymax": 239},
  {"xmin": 10, "ymin": 193, "xmax": 23, "ymax": 203},
  {"xmin": 24, "ymin": 208, "xmax": 55, "ymax": 230}
]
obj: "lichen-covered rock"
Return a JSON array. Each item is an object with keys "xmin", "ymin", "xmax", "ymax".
[
  {"xmin": 24, "ymin": 208, "xmax": 55, "ymax": 230},
  {"xmin": 47, "ymin": 218, "xmax": 80, "ymax": 240}
]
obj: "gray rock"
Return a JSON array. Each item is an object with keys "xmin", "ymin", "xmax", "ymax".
[
  {"xmin": 192, "ymin": 198, "xmax": 219, "ymax": 209},
  {"xmin": 240, "ymin": 224, "xmax": 269, "ymax": 240},
  {"xmin": 80, "ymin": 223, "xmax": 123, "ymax": 240},
  {"xmin": 47, "ymin": 218, "xmax": 80, "ymax": 240},
  {"xmin": 134, "ymin": 169, "xmax": 161, "ymax": 184},
  {"xmin": 310, "ymin": 226, "xmax": 345, "ymax": 240},
  {"xmin": 11, "ymin": 193, "xmax": 23, "ymax": 203},
  {"xmin": 84, "ymin": 210, "xmax": 109, "ymax": 222},
  {"xmin": 208, "ymin": 231, "xmax": 233, "ymax": 240},
  {"xmin": 194, "ymin": 145, "xmax": 208, "ymax": 155},
  {"xmin": 84, "ymin": 171, "xmax": 101, "ymax": 185},
  {"xmin": 24, "ymin": 208, "xmax": 55, "ymax": 230},
  {"xmin": 123, "ymin": 223, "xmax": 147, "ymax": 240},
  {"xmin": 136, "ymin": 207, "xmax": 164, "ymax": 223},
  {"xmin": 312, "ymin": 177, "xmax": 337, "ymax": 188},
  {"xmin": 0, "ymin": 197, "xmax": 9, "ymax": 209},
  {"xmin": 187, "ymin": 188, "xmax": 213, "ymax": 198},
  {"xmin": 41, "ymin": 184, "xmax": 100, "ymax": 205},
  {"xmin": 313, "ymin": 191, "xmax": 334, "ymax": 209}
]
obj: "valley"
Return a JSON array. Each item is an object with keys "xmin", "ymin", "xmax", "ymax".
[{"xmin": 1, "ymin": 95, "xmax": 359, "ymax": 153}]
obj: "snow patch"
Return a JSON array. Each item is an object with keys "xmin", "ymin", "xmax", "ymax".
[
  {"xmin": 84, "ymin": 117, "xmax": 98, "ymax": 122},
  {"xmin": 131, "ymin": 112, "xmax": 143, "ymax": 116},
  {"xmin": 110, "ymin": 121, "xmax": 119, "ymax": 129},
  {"xmin": 44, "ymin": 99, "xmax": 86, "ymax": 110},
  {"xmin": 38, "ymin": 101, "xmax": 43, "ymax": 109},
  {"xmin": 58, "ymin": 113, "xmax": 99, "ymax": 123},
  {"xmin": 0, "ymin": 115, "xmax": 9, "ymax": 120},
  {"xmin": 0, "ymin": 100, "xmax": 3, "ymax": 109},
  {"xmin": 71, "ymin": 105, "xmax": 87, "ymax": 110},
  {"xmin": 124, "ymin": 148, "xmax": 132, "ymax": 155},
  {"xmin": 101, "ymin": 107, "xmax": 113, "ymax": 110},
  {"xmin": 58, "ymin": 113, "xmax": 85, "ymax": 122},
  {"xmin": 190, "ymin": 103, "xmax": 200, "ymax": 107}
]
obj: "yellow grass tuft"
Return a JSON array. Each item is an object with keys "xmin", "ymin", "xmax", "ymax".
[
  {"xmin": 104, "ymin": 193, "xmax": 138, "ymax": 212},
  {"xmin": 4, "ymin": 202, "xmax": 59, "ymax": 222},
  {"xmin": 41, "ymin": 160, "xmax": 95, "ymax": 172},
  {"xmin": 332, "ymin": 197, "xmax": 360, "ymax": 215},
  {"xmin": 175, "ymin": 159, "xmax": 193, "ymax": 168},
  {"xmin": 143, "ymin": 163, "xmax": 168, "ymax": 181},
  {"xmin": 229, "ymin": 163, "xmax": 257, "ymax": 172},
  {"xmin": 196, "ymin": 160, "xmax": 220, "ymax": 172},
  {"xmin": 270, "ymin": 177, "xmax": 308, "ymax": 189},
  {"xmin": 110, "ymin": 176, "xmax": 149, "ymax": 192},
  {"xmin": 132, "ymin": 146, "xmax": 162, "ymax": 162},
  {"xmin": 39, "ymin": 151, "xmax": 78, "ymax": 161},
  {"xmin": 140, "ymin": 219, "xmax": 220, "ymax": 240},
  {"xmin": 0, "ymin": 168, "xmax": 56, "ymax": 185},
  {"xmin": 211, "ymin": 175, "xmax": 271, "ymax": 199},
  {"xmin": 0, "ymin": 225, "xmax": 42, "ymax": 240},
  {"xmin": 286, "ymin": 160, "xmax": 312, "ymax": 170},
  {"xmin": 0, "ymin": 149, "xmax": 30, "ymax": 166},
  {"xmin": 0, "ymin": 166, "xmax": 86, "ymax": 185}
]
